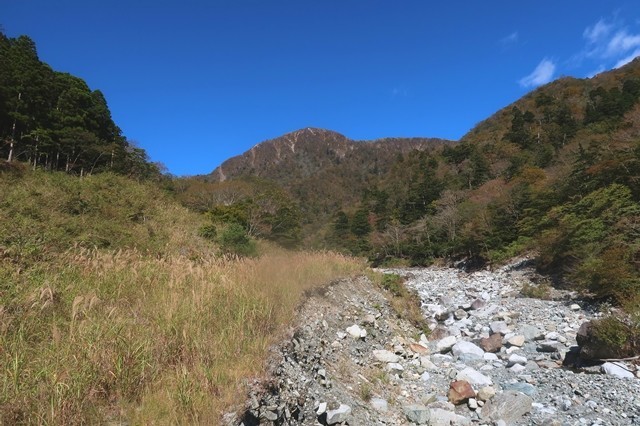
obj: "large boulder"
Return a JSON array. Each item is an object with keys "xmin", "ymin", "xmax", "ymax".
[
  {"xmin": 448, "ymin": 380, "xmax": 475, "ymax": 405},
  {"xmin": 576, "ymin": 320, "xmax": 634, "ymax": 360},
  {"xmin": 481, "ymin": 390, "xmax": 532, "ymax": 423},
  {"xmin": 479, "ymin": 333, "xmax": 502, "ymax": 353}
]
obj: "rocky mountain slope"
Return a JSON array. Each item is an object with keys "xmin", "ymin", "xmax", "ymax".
[
  {"xmin": 210, "ymin": 128, "xmax": 451, "ymax": 184},
  {"xmin": 206, "ymin": 128, "xmax": 453, "ymax": 225},
  {"xmin": 230, "ymin": 263, "xmax": 640, "ymax": 425}
]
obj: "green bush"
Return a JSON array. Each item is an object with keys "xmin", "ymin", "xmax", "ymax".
[
  {"xmin": 218, "ymin": 223, "xmax": 256, "ymax": 257},
  {"xmin": 198, "ymin": 224, "xmax": 217, "ymax": 240},
  {"xmin": 590, "ymin": 315, "xmax": 640, "ymax": 358},
  {"xmin": 380, "ymin": 273, "xmax": 404, "ymax": 296}
]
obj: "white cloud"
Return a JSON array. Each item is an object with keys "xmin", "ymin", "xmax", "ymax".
[
  {"xmin": 578, "ymin": 16, "xmax": 640, "ymax": 70},
  {"xmin": 584, "ymin": 19, "xmax": 613, "ymax": 44},
  {"xmin": 606, "ymin": 30, "xmax": 640, "ymax": 57},
  {"xmin": 586, "ymin": 65, "xmax": 606, "ymax": 78},
  {"xmin": 519, "ymin": 58, "xmax": 556, "ymax": 88},
  {"xmin": 500, "ymin": 32, "xmax": 519, "ymax": 46},
  {"xmin": 614, "ymin": 48, "xmax": 640, "ymax": 68}
]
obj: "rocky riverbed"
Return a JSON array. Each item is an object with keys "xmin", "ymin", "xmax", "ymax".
[{"xmin": 230, "ymin": 260, "xmax": 640, "ymax": 425}]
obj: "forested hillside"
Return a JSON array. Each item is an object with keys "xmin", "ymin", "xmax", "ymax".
[
  {"xmin": 202, "ymin": 128, "xmax": 452, "ymax": 242},
  {"xmin": 193, "ymin": 60, "xmax": 640, "ymax": 308},
  {"xmin": 0, "ymin": 34, "xmax": 368, "ymax": 424},
  {"xmin": 0, "ymin": 31, "xmax": 159, "ymax": 178}
]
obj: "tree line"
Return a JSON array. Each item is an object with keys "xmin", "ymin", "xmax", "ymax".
[{"xmin": 0, "ymin": 32, "xmax": 159, "ymax": 178}]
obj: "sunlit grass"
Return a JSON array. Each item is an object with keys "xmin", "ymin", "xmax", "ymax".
[{"xmin": 0, "ymin": 249, "xmax": 364, "ymax": 424}]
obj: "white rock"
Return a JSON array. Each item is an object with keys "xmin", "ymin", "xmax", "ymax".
[
  {"xmin": 346, "ymin": 324, "xmax": 366, "ymax": 339},
  {"xmin": 509, "ymin": 363, "xmax": 527, "ymax": 373},
  {"xmin": 316, "ymin": 402, "xmax": 327, "ymax": 415},
  {"xmin": 468, "ymin": 398, "xmax": 478, "ymax": 410},
  {"xmin": 490, "ymin": 321, "xmax": 510, "ymax": 335},
  {"xmin": 545, "ymin": 331, "xmax": 559, "ymax": 340},
  {"xmin": 326, "ymin": 404, "xmax": 351, "ymax": 424},
  {"xmin": 386, "ymin": 362, "xmax": 404, "ymax": 375},
  {"xmin": 601, "ymin": 362, "xmax": 635, "ymax": 379},
  {"xmin": 507, "ymin": 335, "xmax": 525, "ymax": 347},
  {"xmin": 371, "ymin": 398, "xmax": 388, "ymax": 412},
  {"xmin": 336, "ymin": 332, "xmax": 347, "ymax": 339},
  {"xmin": 483, "ymin": 352, "xmax": 499, "ymax": 361},
  {"xmin": 420, "ymin": 357, "xmax": 437, "ymax": 370},
  {"xmin": 477, "ymin": 386, "xmax": 496, "ymax": 401},
  {"xmin": 429, "ymin": 407, "xmax": 472, "ymax": 425},
  {"xmin": 507, "ymin": 353, "xmax": 528, "ymax": 366},
  {"xmin": 570, "ymin": 304, "xmax": 581, "ymax": 311},
  {"xmin": 451, "ymin": 341, "xmax": 485, "ymax": 359},
  {"xmin": 372, "ymin": 349, "xmax": 400, "ymax": 363},
  {"xmin": 436, "ymin": 336, "xmax": 457, "ymax": 353},
  {"xmin": 456, "ymin": 367, "xmax": 493, "ymax": 387}
]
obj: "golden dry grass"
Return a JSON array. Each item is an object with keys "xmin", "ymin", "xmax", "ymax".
[{"xmin": 0, "ymin": 249, "xmax": 364, "ymax": 424}]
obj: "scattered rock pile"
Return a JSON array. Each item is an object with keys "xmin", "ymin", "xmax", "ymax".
[{"xmin": 230, "ymin": 262, "xmax": 640, "ymax": 425}]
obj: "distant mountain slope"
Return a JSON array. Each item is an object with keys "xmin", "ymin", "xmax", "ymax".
[
  {"xmin": 211, "ymin": 128, "xmax": 451, "ymax": 183},
  {"xmin": 207, "ymin": 128, "xmax": 453, "ymax": 221},
  {"xmin": 458, "ymin": 58, "xmax": 640, "ymax": 177}
]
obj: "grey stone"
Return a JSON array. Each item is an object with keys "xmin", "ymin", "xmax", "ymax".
[
  {"xmin": 470, "ymin": 298, "xmax": 486, "ymax": 310},
  {"xmin": 428, "ymin": 408, "xmax": 472, "ymax": 425},
  {"xmin": 371, "ymin": 398, "xmax": 388, "ymax": 412},
  {"xmin": 403, "ymin": 404, "xmax": 430, "ymax": 424},
  {"xmin": 521, "ymin": 325, "xmax": 544, "ymax": 341},
  {"xmin": 507, "ymin": 353, "xmax": 527, "ymax": 367},
  {"xmin": 536, "ymin": 341, "xmax": 562, "ymax": 352},
  {"xmin": 503, "ymin": 382, "xmax": 537, "ymax": 397},
  {"xmin": 386, "ymin": 362, "xmax": 404, "ymax": 375},
  {"xmin": 316, "ymin": 402, "xmax": 327, "ymax": 415},
  {"xmin": 372, "ymin": 349, "xmax": 400, "ymax": 363},
  {"xmin": 507, "ymin": 335, "xmax": 525, "ymax": 347},
  {"xmin": 477, "ymin": 386, "xmax": 496, "ymax": 401},
  {"xmin": 436, "ymin": 336, "xmax": 457, "ymax": 353},
  {"xmin": 481, "ymin": 390, "xmax": 533, "ymax": 423},
  {"xmin": 326, "ymin": 404, "xmax": 351, "ymax": 425},
  {"xmin": 490, "ymin": 321, "xmax": 510, "ymax": 335},
  {"xmin": 263, "ymin": 410, "xmax": 278, "ymax": 421}
]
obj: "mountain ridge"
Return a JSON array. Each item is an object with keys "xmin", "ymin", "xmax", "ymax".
[{"xmin": 210, "ymin": 127, "xmax": 453, "ymax": 183}]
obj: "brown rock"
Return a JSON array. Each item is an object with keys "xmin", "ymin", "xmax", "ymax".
[
  {"xmin": 409, "ymin": 343, "xmax": 430, "ymax": 355},
  {"xmin": 448, "ymin": 380, "xmax": 475, "ymax": 405},
  {"xmin": 479, "ymin": 333, "xmax": 502, "ymax": 353},
  {"xmin": 429, "ymin": 325, "xmax": 449, "ymax": 341}
]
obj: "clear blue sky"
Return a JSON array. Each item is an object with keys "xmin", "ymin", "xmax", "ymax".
[{"xmin": 3, "ymin": 1, "xmax": 640, "ymax": 175}]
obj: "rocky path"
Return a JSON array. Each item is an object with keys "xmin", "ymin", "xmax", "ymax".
[{"xmin": 232, "ymin": 261, "xmax": 640, "ymax": 425}]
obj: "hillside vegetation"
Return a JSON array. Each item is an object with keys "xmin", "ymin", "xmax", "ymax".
[
  {"xmin": 198, "ymin": 60, "xmax": 640, "ymax": 310},
  {"xmin": 0, "ymin": 32, "xmax": 159, "ymax": 178},
  {"xmin": 0, "ymin": 30, "xmax": 365, "ymax": 423},
  {"xmin": 0, "ymin": 166, "xmax": 364, "ymax": 424}
]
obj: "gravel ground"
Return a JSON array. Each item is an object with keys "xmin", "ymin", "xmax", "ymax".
[{"xmin": 229, "ymin": 261, "xmax": 640, "ymax": 425}]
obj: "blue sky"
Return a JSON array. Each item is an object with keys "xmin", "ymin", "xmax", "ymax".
[{"xmin": 3, "ymin": 1, "xmax": 640, "ymax": 175}]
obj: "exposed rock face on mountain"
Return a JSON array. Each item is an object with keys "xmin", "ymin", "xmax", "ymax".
[
  {"xmin": 229, "ymin": 262, "xmax": 640, "ymax": 425},
  {"xmin": 211, "ymin": 128, "xmax": 452, "ymax": 184},
  {"xmin": 208, "ymin": 128, "xmax": 453, "ymax": 226}
]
